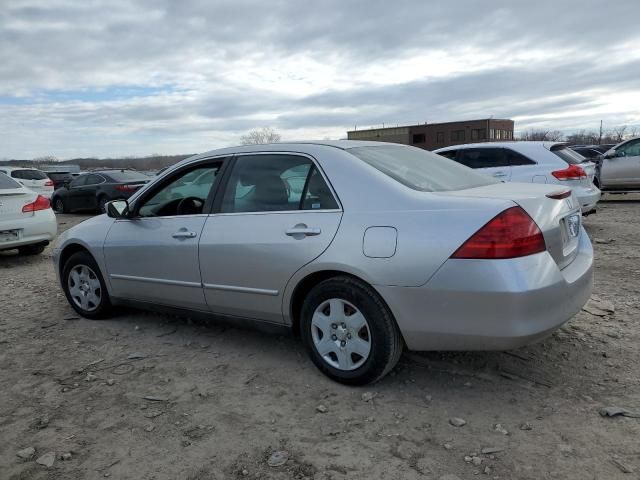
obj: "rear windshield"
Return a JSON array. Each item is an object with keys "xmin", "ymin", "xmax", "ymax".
[
  {"xmin": 102, "ymin": 170, "xmax": 149, "ymax": 182},
  {"xmin": 0, "ymin": 172, "xmax": 22, "ymax": 189},
  {"xmin": 347, "ymin": 145, "xmax": 498, "ymax": 192},
  {"xmin": 11, "ymin": 169, "xmax": 48, "ymax": 180},
  {"xmin": 551, "ymin": 146, "xmax": 586, "ymax": 165},
  {"xmin": 47, "ymin": 172, "xmax": 72, "ymax": 180}
]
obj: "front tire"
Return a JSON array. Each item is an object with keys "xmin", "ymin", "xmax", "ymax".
[
  {"xmin": 300, "ymin": 276, "xmax": 403, "ymax": 385},
  {"xmin": 62, "ymin": 251, "xmax": 113, "ymax": 319},
  {"xmin": 98, "ymin": 196, "xmax": 109, "ymax": 213},
  {"xmin": 18, "ymin": 244, "xmax": 45, "ymax": 255},
  {"xmin": 53, "ymin": 197, "xmax": 67, "ymax": 214}
]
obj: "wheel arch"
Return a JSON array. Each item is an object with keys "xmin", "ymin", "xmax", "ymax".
[{"xmin": 58, "ymin": 243, "xmax": 93, "ymax": 279}]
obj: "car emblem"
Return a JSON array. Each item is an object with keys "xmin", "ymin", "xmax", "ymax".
[
  {"xmin": 565, "ymin": 197, "xmax": 574, "ymax": 210},
  {"xmin": 567, "ymin": 214, "xmax": 580, "ymax": 238}
]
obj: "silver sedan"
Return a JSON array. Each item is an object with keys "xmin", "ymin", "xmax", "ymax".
[{"xmin": 53, "ymin": 141, "xmax": 593, "ymax": 384}]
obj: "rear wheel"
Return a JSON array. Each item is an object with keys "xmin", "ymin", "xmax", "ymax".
[
  {"xmin": 62, "ymin": 251, "xmax": 113, "ymax": 319},
  {"xmin": 18, "ymin": 244, "xmax": 45, "ymax": 255},
  {"xmin": 300, "ymin": 276, "xmax": 403, "ymax": 385},
  {"xmin": 53, "ymin": 197, "xmax": 67, "ymax": 213}
]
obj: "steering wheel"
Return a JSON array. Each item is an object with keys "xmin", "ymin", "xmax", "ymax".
[{"xmin": 176, "ymin": 196, "xmax": 205, "ymax": 215}]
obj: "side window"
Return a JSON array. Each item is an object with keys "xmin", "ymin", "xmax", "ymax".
[
  {"xmin": 85, "ymin": 174, "xmax": 104, "ymax": 185},
  {"xmin": 618, "ymin": 139, "xmax": 640, "ymax": 157},
  {"xmin": 438, "ymin": 150, "xmax": 458, "ymax": 160},
  {"xmin": 137, "ymin": 164, "xmax": 220, "ymax": 217},
  {"xmin": 504, "ymin": 149, "xmax": 536, "ymax": 166},
  {"xmin": 221, "ymin": 154, "xmax": 337, "ymax": 213},
  {"xmin": 457, "ymin": 148, "xmax": 508, "ymax": 168},
  {"xmin": 70, "ymin": 176, "xmax": 88, "ymax": 187}
]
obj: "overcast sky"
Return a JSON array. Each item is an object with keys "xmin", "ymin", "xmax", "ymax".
[{"xmin": 1, "ymin": 0, "xmax": 639, "ymax": 159}]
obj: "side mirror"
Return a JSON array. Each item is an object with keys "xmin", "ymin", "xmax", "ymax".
[
  {"xmin": 604, "ymin": 149, "xmax": 617, "ymax": 159},
  {"xmin": 106, "ymin": 200, "xmax": 130, "ymax": 218}
]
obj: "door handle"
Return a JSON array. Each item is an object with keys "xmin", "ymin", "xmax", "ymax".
[
  {"xmin": 172, "ymin": 230, "xmax": 197, "ymax": 239},
  {"xmin": 285, "ymin": 224, "xmax": 321, "ymax": 237},
  {"xmin": 493, "ymin": 171, "xmax": 507, "ymax": 177}
]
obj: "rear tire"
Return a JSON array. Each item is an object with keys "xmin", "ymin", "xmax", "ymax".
[
  {"xmin": 18, "ymin": 244, "xmax": 45, "ymax": 255},
  {"xmin": 300, "ymin": 276, "xmax": 403, "ymax": 385},
  {"xmin": 62, "ymin": 251, "xmax": 113, "ymax": 319},
  {"xmin": 53, "ymin": 197, "xmax": 67, "ymax": 214}
]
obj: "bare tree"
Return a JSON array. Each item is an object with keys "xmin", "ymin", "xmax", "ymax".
[
  {"xmin": 566, "ymin": 130, "xmax": 600, "ymax": 145},
  {"xmin": 518, "ymin": 129, "xmax": 565, "ymax": 142},
  {"xmin": 628, "ymin": 126, "xmax": 639, "ymax": 139},
  {"xmin": 240, "ymin": 127, "xmax": 281, "ymax": 145},
  {"xmin": 609, "ymin": 125, "xmax": 627, "ymax": 142}
]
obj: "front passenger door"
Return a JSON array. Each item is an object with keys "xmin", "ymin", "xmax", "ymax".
[
  {"xmin": 457, "ymin": 148, "xmax": 512, "ymax": 181},
  {"xmin": 199, "ymin": 153, "xmax": 342, "ymax": 323},
  {"xmin": 602, "ymin": 139, "xmax": 640, "ymax": 187},
  {"xmin": 103, "ymin": 159, "xmax": 224, "ymax": 310}
]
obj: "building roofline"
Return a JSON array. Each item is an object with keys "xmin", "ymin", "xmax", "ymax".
[{"xmin": 347, "ymin": 118, "xmax": 514, "ymax": 134}]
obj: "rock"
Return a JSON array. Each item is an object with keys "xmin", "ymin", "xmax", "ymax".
[
  {"xmin": 439, "ymin": 475, "xmax": 462, "ymax": 480},
  {"xmin": 361, "ymin": 392, "xmax": 377, "ymax": 402},
  {"xmin": 241, "ymin": 469, "xmax": 249, "ymax": 476},
  {"xmin": 464, "ymin": 456, "xmax": 473, "ymax": 463},
  {"xmin": 85, "ymin": 373, "xmax": 97, "ymax": 382},
  {"xmin": 449, "ymin": 417, "xmax": 466, "ymax": 427},
  {"xmin": 594, "ymin": 238, "xmax": 615, "ymax": 245},
  {"xmin": 483, "ymin": 466, "xmax": 491, "ymax": 475},
  {"xmin": 145, "ymin": 425, "xmax": 156, "ymax": 432},
  {"xmin": 493, "ymin": 423, "xmax": 509, "ymax": 435},
  {"xmin": 143, "ymin": 396, "xmax": 168, "ymax": 402},
  {"xmin": 267, "ymin": 450, "xmax": 289, "ymax": 467},
  {"xmin": 481, "ymin": 447, "xmax": 504, "ymax": 454},
  {"xmin": 583, "ymin": 297, "xmax": 615, "ymax": 317},
  {"xmin": 16, "ymin": 447, "xmax": 35, "ymax": 459},
  {"xmin": 127, "ymin": 352, "xmax": 146, "ymax": 359},
  {"xmin": 600, "ymin": 406, "xmax": 640, "ymax": 418},
  {"xmin": 558, "ymin": 444, "xmax": 573, "ymax": 456},
  {"xmin": 63, "ymin": 314, "xmax": 80, "ymax": 321},
  {"xmin": 425, "ymin": 395, "xmax": 433, "ymax": 402},
  {"xmin": 59, "ymin": 452, "xmax": 72, "ymax": 461},
  {"xmin": 106, "ymin": 379, "xmax": 115, "ymax": 386},
  {"xmin": 611, "ymin": 458, "xmax": 634, "ymax": 474},
  {"xmin": 36, "ymin": 452, "xmax": 56, "ymax": 467},
  {"xmin": 316, "ymin": 404, "xmax": 328, "ymax": 413},
  {"xmin": 443, "ymin": 443, "xmax": 453, "ymax": 450},
  {"xmin": 31, "ymin": 417, "xmax": 49, "ymax": 429},
  {"xmin": 471, "ymin": 456, "xmax": 482, "ymax": 466},
  {"xmin": 519, "ymin": 422, "xmax": 533, "ymax": 430},
  {"xmin": 144, "ymin": 409, "xmax": 164, "ymax": 418}
]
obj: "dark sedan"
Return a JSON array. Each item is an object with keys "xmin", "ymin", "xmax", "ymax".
[{"xmin": 51, "ymin": 170, "xmax": 150, "ymax": 213}]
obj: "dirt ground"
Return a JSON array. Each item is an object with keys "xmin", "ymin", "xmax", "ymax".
[{"xmin": 1, "ymin": 195, "xmax": 639, "ymax": 480}]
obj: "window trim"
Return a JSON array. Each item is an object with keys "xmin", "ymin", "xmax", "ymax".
[
  {"xmin": 211, "ymin": 151, "xmax": 342, "ymax": 216},
  {"xmin": 128, "ymin": 156, "xmax": 230, "ymax": 219}
]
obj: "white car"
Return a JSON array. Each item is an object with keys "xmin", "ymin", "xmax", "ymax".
[
  {"xmin": 0, "ymin": 166, "xmax": 55, "ymax": 198},
  {"xmin": 0, "ymin": 172, "xmax": 57, "ymax": 255},
  {"xmin": 434, "ymin": 142, "xmax": 601, "ymax": 214}
]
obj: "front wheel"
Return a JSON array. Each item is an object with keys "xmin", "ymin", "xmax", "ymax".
[
  {"xmin": 62, "ymin": 251, "xmax": 113, "ymax": 319},
  {"xmin": 53, "ymin": 197, "xmax": 66, "ymax": 214},
  {"xmin": 300, "ymin": 276, "xmax": 403, "ymax": 385},
  {"xmin": 98, "ymin": 196, "xmax": 109, "ymax": 213}
]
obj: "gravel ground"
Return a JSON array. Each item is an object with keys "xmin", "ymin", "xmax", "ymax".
[{"xmin": 1, "ymin": 195, "xmax": 639, "ymax": 480}]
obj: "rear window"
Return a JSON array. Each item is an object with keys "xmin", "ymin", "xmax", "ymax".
[
  {"xmin": 0, "ymin": 172, "xmax": 22, "ymax": 189},
  {"xmin": 551, "ymin": 146, "xmax": 586, "ymax": 165},
  {"xmin": 11, "ymin": 169, "xmax": 48, "ymax": 180},
  {"xmin": 102, "ymin": 170, "xmax": 149, "ymax": 182},
  {"xmin": 348, "ymin": 145, "xmax": 498, "ymax": 192},
  {"xmin": 47, "ymin": 172, "xmax": 72, "ymax": 180}
]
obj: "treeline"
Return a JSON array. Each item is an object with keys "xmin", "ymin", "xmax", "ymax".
[
  {"xmin": 518, "ymin": 125, "xmax": 639, "ymax": 145},
  {"xmin": 2, "ymin": 154, "xmax": 195, "ymax": 171}
]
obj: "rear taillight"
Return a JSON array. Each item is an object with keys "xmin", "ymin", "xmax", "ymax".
[
  {"xmin": 115, "ymin": 184, "xmax": 137, "ymax": 192},
  {"xmin": 44, "ymin": 180, "xmax": 54, "ymax": 187},
  {"xmin": 22, "ymin": 195, "xmax": 51, "ymax": 213},
  {"xmin": 451, "ymin": 206, "xmax": 546, "ymax": 259},
  {"xmin": 546, "ymin": 189, "xmax": 571, "ymax": 200},
  {"xmin": 552, "ymin": 164, "xmax": 586, "ymax": 180}
]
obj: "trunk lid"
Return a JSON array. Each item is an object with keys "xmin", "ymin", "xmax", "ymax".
[
  {"xmin": 438, "ymin": 182, "xmax": 583, "ymax": 269},
  {"xmin": 0, "ymin": 189, "xmax": 36, "ymax": 222}
]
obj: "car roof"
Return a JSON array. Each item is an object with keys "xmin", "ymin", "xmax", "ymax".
[
  {"xmin": 193, "ymin": 140, "xmax": 395, "ymax": 159},
  {"xmin": 433, "ymin": 141, "xmax": 566, "ymax": 154},
  {"xmin": 0, "ymin": 166, "xmax": 45, "ymax": 171}
]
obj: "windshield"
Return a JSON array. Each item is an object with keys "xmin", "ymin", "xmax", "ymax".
[
  {"xmin": 103, "ymin": 170, "xmax": 150, "ymax": 182},
  {"xmin": 551, "ymin": 145, "xmax": 587, "ymax": 165},
  {"xmin": 12, "ymin": 169, "xmax": 49, "ymax": 180},
  {"xmin": 0, "ymin": 172, "xmax": 22, "ymax": 189},
  {"xmin": 348, "ymin": 145, "xmax": 498, "ymax": 192}
]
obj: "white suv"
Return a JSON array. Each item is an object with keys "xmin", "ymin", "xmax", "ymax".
[
  {"xmin": 434, "ymin": 142, "xmax": 601, "ymax": 214},
  {"xmin": 0, "ymin": 166, "xmax": 55, "ymax": 198}
]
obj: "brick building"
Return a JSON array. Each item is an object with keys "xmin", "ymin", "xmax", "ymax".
[{"xmin": 347, "ymin": 118, "xmax": 514, "ymax": 150}]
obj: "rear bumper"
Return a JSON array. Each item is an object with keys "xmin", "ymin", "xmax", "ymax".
[
  {"xmin": 575, "ymin": 185, "xmax": 601, "ymax": 213},
  {"xmin": 376, "ymin": 229, "xmax": 593, "ymax": 351},
  {"xmin": 0, "ymin": 210, "xmax": 57, "ymax": 250}
]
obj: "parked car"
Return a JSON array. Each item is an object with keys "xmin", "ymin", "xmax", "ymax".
[
  {"xmin": 434, "ymin": 142, "xmax": 601, "ymax": 214},
  {"xmin": 570, "ymin": 145, "xmax": 604, "ymax": 160},
  {"xmin": 51, "ymin": 169, "xmax": 151, "ymax": 213},
  {"xmin": 0, "ymin": 166, "xmax": 55, "ymax": 198},
  {"xmin": 0, "ymin": 172, "xmax": 57, "ymax": 255},
  {"xmin": 53, "ymin": 141, "xmax": 593, "ymax": 384},
  {"xmin": 596, "ymin": 137, "xmax": 640, "ymax": 192}
]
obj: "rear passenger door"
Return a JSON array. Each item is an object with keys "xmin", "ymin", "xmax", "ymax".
[
  {"xmin": 502, "ymin": 148, "xmax": 538, "ymax": 182},
  {"xmin": 457, "ymin": 148, "xmax": 512, "ymax": 181},
  {"xmin": 198, "ymin": 153, "xmax": 342, "ymax": 323}
]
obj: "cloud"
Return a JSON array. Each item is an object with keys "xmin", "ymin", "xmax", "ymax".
[{"xmin": 0, "ymin": 0, "xmax": 639, "ymax": 158}]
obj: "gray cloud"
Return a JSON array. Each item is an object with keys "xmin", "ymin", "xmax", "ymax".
[{"xmin": 0, "ymin": 0, "xmax": 639, "ymax": 157}]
